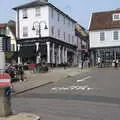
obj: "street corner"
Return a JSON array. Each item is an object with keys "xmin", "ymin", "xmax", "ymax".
[{"xmin": 6, "ymin": 113, "xmax": 40, "ymax": 120}]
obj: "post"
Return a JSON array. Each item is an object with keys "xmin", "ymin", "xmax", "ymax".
[
  {"xmin": 62, "ymin": 47, "xmax": 65, "ymax": 64},
  {"xmin": 52, "ymin": 43, "xmax": 55, "ymax": 64},
  {"xmin": 58, "ymin": 45, "xmax": 61, "ymax": 64},
  {"xmin": 65, "ymin": 48, "xmax": 67, "ymax": 63},
  {"xmin": 46, "ymin": 42, "xmax": 50, "ymax": 63},
  {"xmin": 36, "ymin": 42, "xmax": 40, "ymax": 64},
  {"xmin": 17, "ymin": 44, "xmax": 21, "ymax": 65}
]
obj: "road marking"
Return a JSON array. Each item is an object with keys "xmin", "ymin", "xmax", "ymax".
[
  {"xmin": 77, "ymin": 76, "xmax": 91, "ymax": 83},
  {"xmin": 51, "ymin": 85, "xmax": 94, "ymax": 91}
]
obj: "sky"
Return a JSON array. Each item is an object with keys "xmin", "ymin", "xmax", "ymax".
[{"xmin": 1, "ymin": 0, "xmax": 120, "ymax": 29}]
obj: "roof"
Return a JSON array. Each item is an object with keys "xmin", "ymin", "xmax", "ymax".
[
  {"xmin": 0, "ymin": 24, "xmax": 6, "ymax": 29},
  {"xmin": 89, "ymin": 9, "xmax": 120, "ymax": 31},
  {"xmin": 13, "ymin": 0, "xmax": 76, "ymax": 23},
  {"xmin": 75, "ymin": 24, "xmax": 89, "ymax": 41},
  {"xmin": 0, "ymin": 21, "xmax": 16, "ymax": 37}
]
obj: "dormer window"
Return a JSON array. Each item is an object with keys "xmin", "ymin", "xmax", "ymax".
[
  {"xmin": 113, "ymin": 13, "xmax": 120, "ymax": 21},
  {"xmin": 23, "ymin": 9, "xmax": 28, "ymax": 19}
]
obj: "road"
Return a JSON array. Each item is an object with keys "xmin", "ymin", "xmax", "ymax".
[{"xmin": 12, "ymin": 68, "xmax": 120, "ymax": 120}]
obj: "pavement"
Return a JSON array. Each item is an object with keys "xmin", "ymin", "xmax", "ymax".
[
  {"xmin": 12, "ymin": 67, "xmax": 90, "ymax": 95},
  {"xmin": 0, "ymin": 113, "xmax": 40, "ymax": 120}
]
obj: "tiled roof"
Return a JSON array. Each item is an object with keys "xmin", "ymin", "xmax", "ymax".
[
  {"xmin": 75, "ymin": 24, "xmax": 88, "ymax": 41},
  {"xmin": 13, "ymin": 0, "xmax": 76, "ymax": 23},
  {"xmin": 89, "ymin": 9, "xmax": 120, "ymax": 31},
  {"xmin": 0, "ymin": 24, "xmax": 6, "ymax": 28}
]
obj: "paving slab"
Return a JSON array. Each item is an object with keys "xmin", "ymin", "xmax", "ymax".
[{"xmin": 0, "ymin": 113, "xmax": 40, "ymax": 120}]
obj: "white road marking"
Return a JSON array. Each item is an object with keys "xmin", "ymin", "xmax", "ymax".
[
  {"xmin": 51, "ymin": 85, "xmax": 94, "ymax": 91},
  {"xmin": 77, "ymin": 76, "xmax": 91, "ymax": 83}
]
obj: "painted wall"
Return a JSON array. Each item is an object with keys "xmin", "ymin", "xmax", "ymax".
[
  {"xmin": 6, "ymin": 27, "xmax": 17, "ymax": 51},
  {"xmin": 90, "ymin": 29, "xmax": 120, "ymax": 48},
  {"xmin": 49, "ymin": 6, "xmax": 77, "ymax": 46},
  {"xmin": 17, "ymin": 5, "xmax": 77, "ymax": 46},
  {"xmin": 18, "ymin": 6, "xmax": 49, "ymax": 39}
]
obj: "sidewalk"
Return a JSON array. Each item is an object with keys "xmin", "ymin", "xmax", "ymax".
[{"xmin": 12, "ymin": 67, "xmax": 90, "ymax": 95}]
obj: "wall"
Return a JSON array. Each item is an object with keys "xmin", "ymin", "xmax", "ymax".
[
  {"xmin": 48, "ymin": 6, "xmax": 77, "ymax": 46},
  {"xmin": 19, "ymin": 6, "xmax": 49, "ymax": 39},
  {"xmin": 90, "ymin": 29, "xmax": 120, "ymax": 48}
]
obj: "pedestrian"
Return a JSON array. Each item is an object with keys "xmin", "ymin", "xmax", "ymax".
[
  {"xmin": 87, "ymin": 58, "xmax": 91, "ymax": 68},
  {"xmin": 19, "ymin": 65, "xmax": 24, "ymax": 82},
  {"xmin": 97, "ymin": 56, "xmax": 101, "ymax": 68}
]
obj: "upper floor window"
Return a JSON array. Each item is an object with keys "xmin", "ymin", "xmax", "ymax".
[
  {"xmin": 23, "ymin": 26, "xmax": 28, "ymax": 37},
  {"xmin": 51, "ymin": 26, "xmax": 54, "ymax": 36},
  {"xmin": 58, "ymin": 29, "xmax": 60, "ymax": 38},
  {"xmin": 57, "ymin": 13, "xmax": 60, "ymax": 22},
  {"xmin": 64, "ymin": 32, "xmax": 66, "ymax": 41},
  {"xmin": 113, "ymin": 13, "xmax": 120, "ymax": 21},
  {"xmin": 35, "ymin": 7, "xmax": 41, "ymax": 16},
  {"xmin": 51, "ymin": 8, "xmax": 54, "ymax": 18},
  {"xmin": 113, "ymin": 31, "xmax": 119, "ymax": 40},
  {"xmin": 64, "ymin": 17, "xmax": 65, "ymax": 24},
  {"xmin": 68, "ymin": 34, "xmax": 70, "ymax": 42},
  {"xmin": 72, "ymin": 36, "xmax": 74, "ymax": 44},
  {"xmin": 23, "ymin": 9, "xmax": 28, "ymax": 19},
  {"xmin": 100, "ymin": 32, "xmax": 105, "ymax": 41},
  {"xmin": 68, "ymin": 19, "xmax": 70, "ymax": 26}
]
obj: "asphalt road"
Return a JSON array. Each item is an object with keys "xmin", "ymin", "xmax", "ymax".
[{"xmin": 12, "ymin": 68, "xmax": 120, "ymax": 120}]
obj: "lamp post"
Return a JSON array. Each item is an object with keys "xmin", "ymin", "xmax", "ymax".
[{"xmin": 32, "ymin": 21, "xmax": 48, "ymax": 64}]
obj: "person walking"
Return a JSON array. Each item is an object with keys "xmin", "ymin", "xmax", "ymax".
[{"xmin": 97, "ymin": 56, "xmax": 101, "ymax": 68}]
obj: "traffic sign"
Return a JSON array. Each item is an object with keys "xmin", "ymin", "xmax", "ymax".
[{"xmin": 0, "ymin": 73, "xmax": 11, "ymax": 86}]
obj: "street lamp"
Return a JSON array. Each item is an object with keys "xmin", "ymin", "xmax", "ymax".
[
  {"xmin": 32, "ymin": 21, "xmax": 48, "ymax": 64},
  {"xmin": 32, "ymin": 21, "xmax": 48, "ymax": 38}
]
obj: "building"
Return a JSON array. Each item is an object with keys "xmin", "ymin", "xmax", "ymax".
[
  {"xmin": 0, "ymin": 20, "xmax": 17, "ymax": 52},
  {"xmin": 75, "ymin": 24, "xmax": 89, "ymax": 66},
  {"xmin": 89, "ymin": 9, "xmax": 120, "ymax": 66},
  {"xmin": 13, "ymin": 0, "xmax": 78, "ymax": 65}
]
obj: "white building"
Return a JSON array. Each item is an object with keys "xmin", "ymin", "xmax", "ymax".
[
  {"xmin": 89, "ymin": 9, "xmax": 120, "ymax": 66},
  {"xmin": 13, "ymin": 0, "xmax": 77, "ymax": 65}
]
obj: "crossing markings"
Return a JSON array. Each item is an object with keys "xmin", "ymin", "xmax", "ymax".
[{"xmin": 51, "ymin": 76, "xmax": 93, "ymax": 92}]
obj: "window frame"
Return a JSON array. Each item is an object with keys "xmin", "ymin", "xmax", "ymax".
[
  {"xmin": 113, "ymin": 13, "xmax": 120, "ymax": 21},
  {"xmin": 22, "ymin": 9, "xmax": 28, "ymax": 19},
  {"xmin": 100, "ymin": 32, "xmax": 105, "ymax": 41},
  {"xmin": 35, "ymin": 7, "xmax": 41, "ymax": 17},
  {"xmin": 23, "ymin": 26, "xmax": 28, "ymax": 37},
  {"xmin": 113, "ymin": 31, "xmax": 119, "ymax": 40}
]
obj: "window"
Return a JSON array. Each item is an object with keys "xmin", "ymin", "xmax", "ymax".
[
  {"xmin": 72, "ymin": 36, "xmax": 74, "ymax": 44},
  {"xmin": 58, "ymin": 29, "xmax": 60, "ymax": 38},
  {"xmin": 64, "ymin": 17, "xmax": 65, "ymax": 24},
  {"xmin": 64, "ymin": 32, "xmax": 66, "ymax": 41},
  {"xmin": 51, "ymin": 8, "xmax": 54, "ymax": 18},
  {"xmin": 68, "ymin": 34, "xmax": 70, "ymax": 42},
  {"xmin": 35, "ymin": 7, "xmax": 41, "ymax": 16},
  {"xmin": 100, "ymin": 32, "xmax": 105, "ymax": 41},
  {"xmin": 11, "ymin": 44, "xmax": 15, "ymax": 51},
  {"xmin": 36, "ymin": 29, "xmax": 40, "ymax": 36},
  {"xmin": 23, "ymin": 27, "xmax": 28, "ymax": 37},
  {"xmin": 68, "ymin": 19, "xmax": 70, "ymax": 26},
  {"xmin": 23, "ymin": 9, "xmax": 28, "ymax": 19},
  {"xmin": 113, "ymin": 14, "xmax": 120, "ymax": 21},
  {"xmin": 113, "ymin": 31, "xmax": 119, "ymax": 40},
  {"xmin": 57, "ymin": 13, "xmax": 60, "ymax": 22},
  {"xmin": 51, "ymin": 26, "xmax": 54, "ymax": 36}
]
